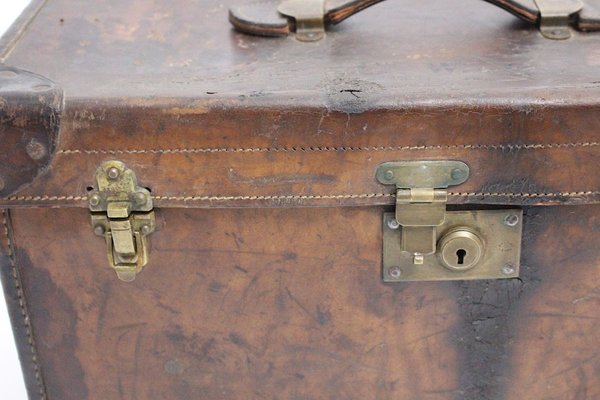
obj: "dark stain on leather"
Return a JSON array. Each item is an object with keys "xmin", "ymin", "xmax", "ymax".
[
  {"xmin": 15, "ymin": 249, "xmax": 89, "ymax": 400},
  {"xmin": 453, "ymin": 278, "xmax": 527, "ymax": 400},
  {"xmin": 451, "ymin": 207, "xmax": 542, "ymax": 400}
]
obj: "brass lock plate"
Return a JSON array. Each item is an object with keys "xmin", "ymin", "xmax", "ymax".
[{"xmin": 383, "ymin": 210, "xmax": 523, "ymax": 282}]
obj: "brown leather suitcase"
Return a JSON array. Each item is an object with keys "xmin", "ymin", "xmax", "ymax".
[{"xmin": 1, "ymin": 0, "xmax": 600, "ymax": 399}]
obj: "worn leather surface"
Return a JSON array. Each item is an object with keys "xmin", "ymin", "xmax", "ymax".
[
  {"xmin": 230, "ymin": 0, "xmax": 600, "ymax": 37},
  {"xmin": 0, "ymin": 101, "xmax": 598, "ymax": 209},
  {"xmin": 0, "ymin": 0, "xmax": 599, "ymax": 208},
  {"xmin": 2, "ymin": 205, "xmax": 599, "ymax": 399},
  {"xmin": 3, "ymin": 0, "xmax": 599, "ymax": 98},
  {"xmin": 0, "ymin": 65, "xmax": 63, "ymax": 198},
  {"xmin": 0, "ymin": 3, "xmax": 599, "ymax": 398}
]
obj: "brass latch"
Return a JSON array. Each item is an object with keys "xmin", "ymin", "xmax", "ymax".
[
  {"xmin": 376, "ymin": 161, "xmax": 469, "ymax": 264},
  {"xmin": 377, "ymin": 161, "xmax": 523, "ymax": 282},
  {"xmin": 88, "ymin": 161, "xmax": 156, "ymax": 282}
]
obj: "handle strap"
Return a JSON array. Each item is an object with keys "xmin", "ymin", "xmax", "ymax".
[{"xmin": 229, "ymin": 0, "xmax": 600, "ymax": 41}]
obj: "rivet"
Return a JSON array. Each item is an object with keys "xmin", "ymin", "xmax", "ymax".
[
  {"xmin": 89, "ymin": 194, "xmax": 101, "ymax": 207},
  {"xmin": 502, "ymin": 265, "xmax": 516, "ymax": 275},
  {"xmin": 384, "ymin": 170, "xmax": 395, "ymax": 181},
  {"xmin": 135, "ymin": 192, "xmax": 147, "ymax": 205},
  {"xmin": 504, "ymin": 214, "xmax": 520, "ymax": 227},
  {"xmin": 141, "ymin": 225, "xmax": 152, "ymax": 235},
  {"xmin": 93, "ymin": 225, "xmax": 105, "ymax": 236},
  {"xmin": 25, "ymin": 140, "xmax": 47, "ymax": 161},
  {"xmin": 388, "ymin": 267, "xmax": 402, "ymax": 279},
  {"xmin": 107, "ymin": 167, "xmax": 120, "ymax": 180},
  {"xmin": 387, "ymin": 218, "xmax": 400, "ymax": 230},
  {"xmin": 451, "ymin": 168, "xmax": 467, "ymax": 181}
]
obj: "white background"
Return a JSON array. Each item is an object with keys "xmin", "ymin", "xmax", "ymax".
[{"xmin": 1, "ymin": 2, "xmax": 34, "ymax": 399}]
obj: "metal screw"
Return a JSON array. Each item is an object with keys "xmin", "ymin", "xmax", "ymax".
[
  {"xmin": 387, "ymin": 218, "xmax": 400, "ymax": 230},
  {"xmin": 388, "ymin": 267, "xmax": 402, "ymax": 279},
  {"xmin": 135, "ymin": 192, "xmax": 147, "ymax": 205},
  {"xmin": 93, "ymin": 225, "xmax": 106, "ymax": 236},
  {"xmin": 451, "ymin": 168, "xmax": 467, "ymax": 181},
  {"xmin": 107, "ymin": 167, "xmax": 120, "ymax": 180},
  {"xmin": 25, "ymin": 139, "xmax": 47, "ymax": 161},
  {"xmin": 504, "ymin": 214, "xmax": 520, "ymax": 227},
  {"xmin": 384, "ymin": 170, "xmax": 395, "ymax": 181},
  {"xmin": 141, "ymin": 225, "xmax": 152, "ymax": 235},
  {"xmin": 89, "ymin": 194, "xmax": 101, "ymax": 207},
  {"xmin": 502, "ymin": 265, "xmax": 516, "ymax": 275}
]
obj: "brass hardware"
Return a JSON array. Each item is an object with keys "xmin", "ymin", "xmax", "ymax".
[
  {"xmin": 534, "ymin": 0, "xmax": 584, "ymax": 39},
  {"xmin": 383, "ymin": 210, "xmax": 522, "ymax": 282},
  {"xmin": 231, "ymin": 0, "xmax": 599, "ymax": 42},
  {"xmin": 377, "ymin": 160, "xmax": 522, "ymax": 281},
  {"xmin": 89, "ymin": 160, "xmax": 155, "ymax": 282},
  {"xmin": 376, "ymin": 161, "xmax": 469, "ymax": 261},
  {"xmin": 278, "ymin": 0, "xmax": 325, "ymax": 42}
]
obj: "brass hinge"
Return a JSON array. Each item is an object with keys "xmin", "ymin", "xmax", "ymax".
[
  {"xmin": 376, "ymin": 161, "xmax": 469, "ymax": 264},
  {"xmin": 376, "ymin": 161, "xmax": 522, "ymax": 282},
  {"xmin": 88, "ymin": 161, "xmax": 156, "ymax": 282}
]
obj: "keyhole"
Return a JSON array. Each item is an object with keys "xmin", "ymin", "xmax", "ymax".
[{"xmin": 456, "ymin": 249, "xmax": 467, "ymax": 265}]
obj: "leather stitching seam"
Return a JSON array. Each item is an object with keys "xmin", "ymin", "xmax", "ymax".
[
  {"xmin": 56, "ymin": 141, "xmax": 600, "ymax": 155},
  {"xmin": 1, "ymin": 210, "xmax": 46, "ymax": 399},
  {"xmin": 2, "ymin": 192, "xmax": 599, "ymax": 203},
  {"xmin": 152, "ymin": 191, "xmax": 600, "ymax": 201}
]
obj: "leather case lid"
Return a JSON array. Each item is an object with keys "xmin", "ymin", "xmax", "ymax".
[{"xmin": 1, "ymin": 0, "xmax": 599, "ymax": 208}]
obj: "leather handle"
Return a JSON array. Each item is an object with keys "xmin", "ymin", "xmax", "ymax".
[{"xmin": 229, "ymin": 0, "xmax": 600, "ymax": 41}]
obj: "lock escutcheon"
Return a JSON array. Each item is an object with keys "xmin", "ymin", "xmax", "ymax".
[{"xmin": 437, "ymin": 227, "xmax": 485, "ymax": 272}]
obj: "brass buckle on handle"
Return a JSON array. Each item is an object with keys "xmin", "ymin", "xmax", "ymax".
[{"xmin": 534, "ymin": 0, "xmax": 584, "ymax": 39}]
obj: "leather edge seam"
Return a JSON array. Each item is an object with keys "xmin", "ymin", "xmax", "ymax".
[{"xmin": 1, "ymin": 209, "xmax": 47, "ymax": 400}]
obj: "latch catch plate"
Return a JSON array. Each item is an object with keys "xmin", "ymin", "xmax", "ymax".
[{"xmin": 383, "ymin": 210, "xmax": 523, "ymax": 282}]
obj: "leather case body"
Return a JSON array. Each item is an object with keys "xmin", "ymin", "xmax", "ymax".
[{"xmin": 1, "ymin": 1, "xmax": 599, "ymax": 399}]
